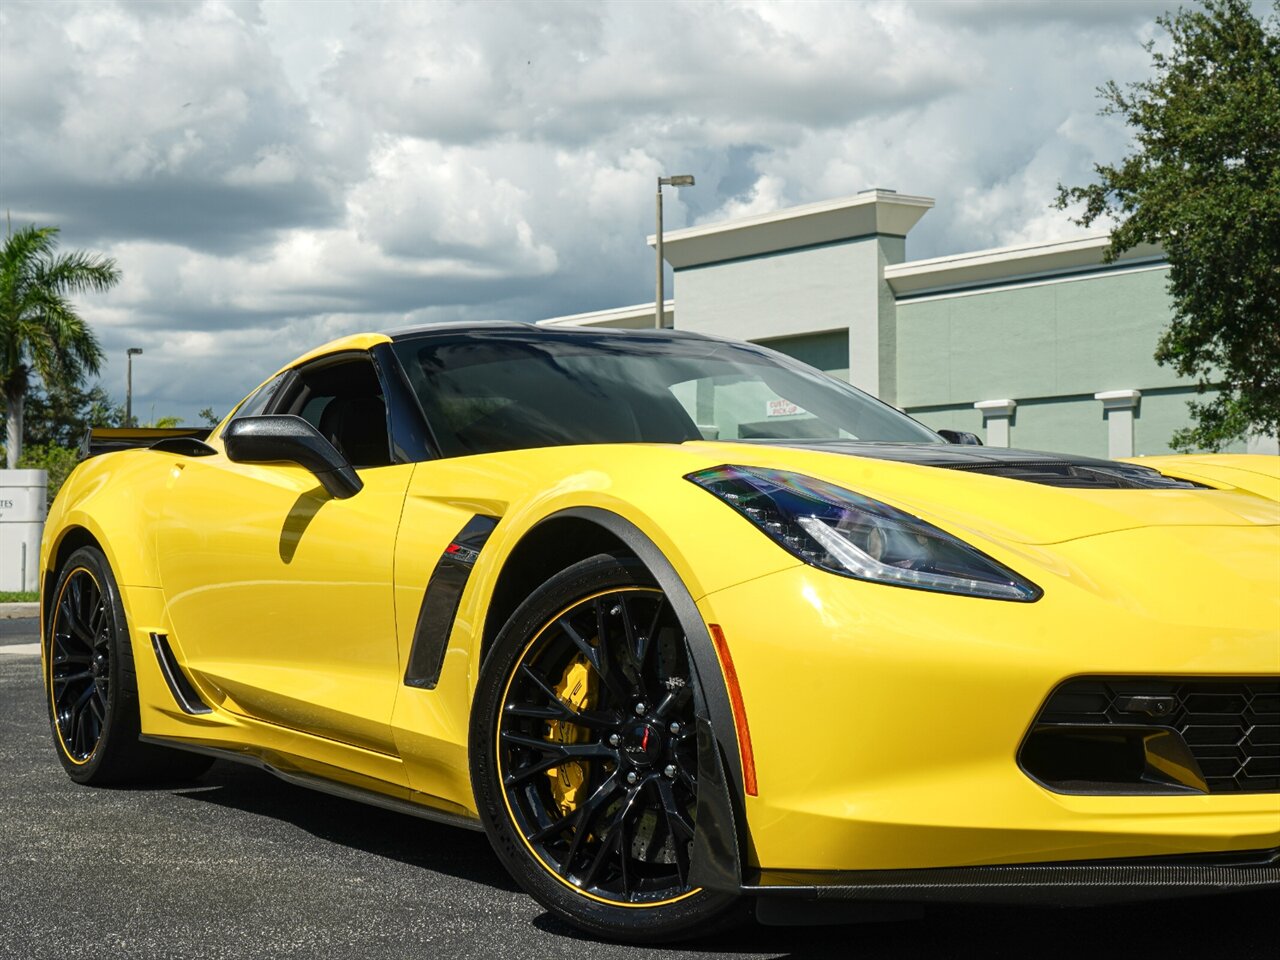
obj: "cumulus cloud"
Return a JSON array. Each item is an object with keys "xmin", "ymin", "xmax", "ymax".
[
  {"xmin": 0, "ymin": 0, "xmax": 1181, "ymax": 422},
  {"xmin": 1, "ymin": 0, "xmax": 337, "ymax": 254}
]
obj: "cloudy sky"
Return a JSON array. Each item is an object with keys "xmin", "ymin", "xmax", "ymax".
[{"xmin": 1, "ymin": 0, "xmax": 1196, "ymax": 423}]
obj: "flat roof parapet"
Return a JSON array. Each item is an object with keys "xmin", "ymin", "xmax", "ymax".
[
  {"xmin": 650, "ymin": 190, "xmax": 935, "ymax": 270},
  {"xmin": 538, "ymin": 300, "xmax": 674, "ymax": 329},
  {"xmin": 886, "ymin": 234, "xmax": 1166, "ymax": 298}
]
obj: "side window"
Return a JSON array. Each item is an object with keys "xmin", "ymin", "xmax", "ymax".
[
  {"xmin": 274, "ymin": 355, "xmax": 393, "ymax": 469},
  {"xmin": 227, "ymin": 373, "xmax": 286, "ymax": 424}
]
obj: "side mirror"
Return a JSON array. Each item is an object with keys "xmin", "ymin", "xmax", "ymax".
[
  {"xmin": 223, "ymin": 415, "xmax": 363, "ymax": 499},
  {"xmin": 937, "ymin": 429, "xmax": 983, "ymax": 446}
]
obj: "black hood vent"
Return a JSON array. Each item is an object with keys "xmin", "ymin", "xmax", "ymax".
[
  {"xmin": 730, "ymin": 440, "xmax": 1205, "ymax": 490},
  {"xmin": 937, "ymin": 458, "xmax": 1201, "ymax": 490}
]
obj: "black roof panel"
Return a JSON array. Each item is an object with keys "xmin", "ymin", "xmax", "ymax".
[{"xmin": 384, "ymin": 321, "xmax": 715, "ymax": 344}]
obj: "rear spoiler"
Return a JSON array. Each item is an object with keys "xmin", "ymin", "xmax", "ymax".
[{"xmin": 80, "ymin": 426, "xmax": 213, "ymax": 460}]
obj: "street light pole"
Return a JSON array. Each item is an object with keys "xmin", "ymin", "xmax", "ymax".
[
  {"xmin": 125, "ymin": 347, "xmax": 143, "ymax": 427},
  {"xmin": 655, "ymin": 174, "xmax": 694, "ymax": 329}
]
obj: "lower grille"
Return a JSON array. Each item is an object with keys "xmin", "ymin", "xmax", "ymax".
[{"xmin": 1022, "ymin": 677, "xmax": 1280, "ymax": 794}]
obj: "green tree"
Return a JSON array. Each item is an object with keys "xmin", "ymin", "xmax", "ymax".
[
  {"xmin": 0, "ymin": 224, "xmax": 118, "ymax": 468},
  {"xmin": 1055, "ymin": 0, "xmax": 1280, "ymax": 452},
  {"xmin": 0, "ymin": 381, "xmax": 124, "ymax": 499},
  {"xmin": 17, "ymin": 442, "xmax": 81, "ymax": 508},
  {"xmin": 20, "ymin": 381, "xmax": 124, "ymax": 449}
]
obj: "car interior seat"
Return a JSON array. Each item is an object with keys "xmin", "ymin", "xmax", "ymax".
[{"xmin": 318, "ymin": 395, "xmax": 391, "ymax": 468}]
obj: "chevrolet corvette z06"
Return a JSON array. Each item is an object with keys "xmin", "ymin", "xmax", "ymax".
[{"xmin": 40, "ymin": 324, "xmax": 1279, "ymax": 940}]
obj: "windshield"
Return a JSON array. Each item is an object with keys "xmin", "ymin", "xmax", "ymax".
[{"xmin": 391, "ymin": 330, "xmax": 941, "ymax": 457}]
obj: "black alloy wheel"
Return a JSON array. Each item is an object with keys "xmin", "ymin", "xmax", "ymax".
[
  {"xmin": 500, "ymin": 585, "xmax": 699, "ymax": 902},
  {"xmin": 472, "ymin": 553, "xmax": 739, "ymax": 942},
  {"xmin": 49, "ymin": 566, "xmax": 112, "ymax": 763},
  {"xmin": 46, "ymin": 545, "xmax": 213, "ymax": 785}
]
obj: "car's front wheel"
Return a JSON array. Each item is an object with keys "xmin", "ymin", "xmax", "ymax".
[
  {"xmin": 45, "ymin": 545, "xmax": 212, "ymax": 785},
  {"xmin": 470, "ymin": 553, "xmax": 740, "ymax": 942}
]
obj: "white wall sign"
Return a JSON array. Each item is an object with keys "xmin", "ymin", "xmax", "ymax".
[{"xmin": 0, "ymin": 469, "xmax": 48, "ymax": 593}]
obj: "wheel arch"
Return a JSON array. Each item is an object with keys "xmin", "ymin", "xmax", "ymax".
[
  {"xmin": 480, "ymin": 515, "xmax": 634, "ymax": 666},
  {"xmin": 41, "ymin": 525, "xmax": 106, "ymax": 639},
  {"xmin": 42, "ymin": 509, "xmax": 157, "ymax": 646},
  {"xmin": 479, "ymin": 505, "xmax": 747, "ymax": 892}
]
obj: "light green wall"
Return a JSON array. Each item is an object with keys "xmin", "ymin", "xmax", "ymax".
[
  {"xmin": 673, "ymin": 234, "xmax": 902, "ymax": 402},
  {"xmin": 755, "ymin": 330, "xmax": 850, "ymax": 381},
  {"xmin": 1133, "ymin": 388, "xmax": 1246, "ymax": 455},
  {"xmin": 897, "ymin": 266, "xmax": 1180, "ymax": 410},
  {"xmin": 893, "ymin": 265, "xmax": 1249, "ymax": 455},
  {"xmin": 908, "ymin": 398, "xmax": 1107, "ymax": 455},
  {"xmin": 1009, "ymin": 396, "xmax": 1107, "ymax": 457},
  {"xmin": 876, "ymin": 236, "xmax": 906, "ymax": 403},
  {"xmin": 907, "ymin": 393, "xmax": 1247, "ymax": 456},
  {"xmin": 669, "ymin": 232, "xmax": 1262, "ymax": 457},
  {"xmin": 1135, "ymin": 390, "xmax": 1194, "ymax": 456},
  {"xmin": 908, "ymin": 405, "xmax": 984, "ymax": 436},
  {"xmin": 673, "ymin": 238, "xmax": 880, "ymax": 343}
]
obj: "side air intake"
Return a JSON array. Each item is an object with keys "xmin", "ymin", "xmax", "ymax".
[{"xmin": 150, "ymin": 633, "xmax": 212, "ymax": 715}]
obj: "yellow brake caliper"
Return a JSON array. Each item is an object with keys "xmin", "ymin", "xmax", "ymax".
[{"xmin": 546, "ymin": 653, "xmax": 597, "ymax": 816}]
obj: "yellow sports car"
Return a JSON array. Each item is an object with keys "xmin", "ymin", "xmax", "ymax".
[{"xmin": 40, "ymin": 324, "xmax": 1279, "ymax": 941}]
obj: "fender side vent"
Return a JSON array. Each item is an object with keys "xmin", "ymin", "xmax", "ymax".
[
  {"xmin": 150, "ymin": 632, "xmax": 213, "ymax": 715},
  {"xmin": 403, "ymin": 515, "xmax": 500, "ymax": 690}
]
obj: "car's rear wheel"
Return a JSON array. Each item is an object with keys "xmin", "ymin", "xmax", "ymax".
[
  {"xmin": 46, "ymin": 546, "xmax": 212, "ymax": 785},
  {"xmin": 471, "ymin": 554, "xmax": 741, "ymax": 942}
]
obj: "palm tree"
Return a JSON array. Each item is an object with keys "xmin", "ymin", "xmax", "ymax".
[{"xmin": 1, "ymin": 224, "xmax": 118, "ymax": 469}]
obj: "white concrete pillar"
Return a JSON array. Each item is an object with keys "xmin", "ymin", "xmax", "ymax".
[
  {"xmin": 974, "ymin": 399, "xmax": 1016, "ymax": 447},
  {"xmin": 0, "ymin": 469, "xmax": 48, "ymax": 592},
  {"xmin": 1094, "ymin": 390, "xmax": 1141, "ymax": 459}
]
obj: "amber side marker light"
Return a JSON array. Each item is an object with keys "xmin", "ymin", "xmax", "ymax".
[{"xmin": 707, "ymin": 623, "xmax": 758, "ymax": 797}]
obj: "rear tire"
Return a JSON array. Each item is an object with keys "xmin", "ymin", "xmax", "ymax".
[
  {"xmin": 471, "ymin": 553, "xmax": 741, "ymax": 942},
  {"xmin": 46, "ymin": 546, "xmax": 212, "ymax": 785}
]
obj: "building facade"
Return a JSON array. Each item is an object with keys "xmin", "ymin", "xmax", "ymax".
[{"xmin": 541, "ymin": 189, "xmax": 1276, "ymax": 458}]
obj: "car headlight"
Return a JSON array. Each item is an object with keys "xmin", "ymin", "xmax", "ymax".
[{"xmin": 686, "ymin": 465, "xmax": 1041, "ymax": 602}]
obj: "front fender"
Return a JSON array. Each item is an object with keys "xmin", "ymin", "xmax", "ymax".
[{"xmin": 41, "ymin": 450, "xmax": 173, "ymax": 590}]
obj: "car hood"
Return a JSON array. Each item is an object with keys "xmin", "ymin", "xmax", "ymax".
[
  {"xmin": 678, "ymin": 440, "xmax": 1280, "ymax": 546},
  {"xmin": 1128, "ymin": 453, "xmax": 1280, "ymax": 502}
]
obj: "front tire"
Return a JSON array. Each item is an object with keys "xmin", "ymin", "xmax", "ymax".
[
  {"xmin": 470, "ymin": 554, "xmax": 740, "ymax": 942},
  {"xmin": 45, "ymin": 545, "xmax": 212, "ymax": 785}
]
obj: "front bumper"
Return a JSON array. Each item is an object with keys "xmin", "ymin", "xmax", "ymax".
[{"xmin": 695, "ymin": 524, "xmax": 1280, "ymax": 875}]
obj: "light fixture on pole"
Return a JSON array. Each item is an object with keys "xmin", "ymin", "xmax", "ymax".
[
  {"xmin": 655, "ymin": 174, "xmax": 694, "ymax": 329},
  {"xmin": 125, "ymin": 347, "xmax": 143, "ymax": 427}
]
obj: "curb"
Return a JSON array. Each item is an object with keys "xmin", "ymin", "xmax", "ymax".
[{"xmin": 0, "ymin": 603, "xmax": 38, "ymax": 620}]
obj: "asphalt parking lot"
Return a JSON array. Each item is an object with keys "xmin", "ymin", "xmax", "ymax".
[{"xmin": 1, "ymin": 614, "xmax": 1275, "ymax": 960}]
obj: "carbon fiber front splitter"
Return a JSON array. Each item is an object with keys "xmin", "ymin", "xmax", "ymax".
[{"xmin": 748, "ymin": 848, "xmax": 1279, "ymax": 924}]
